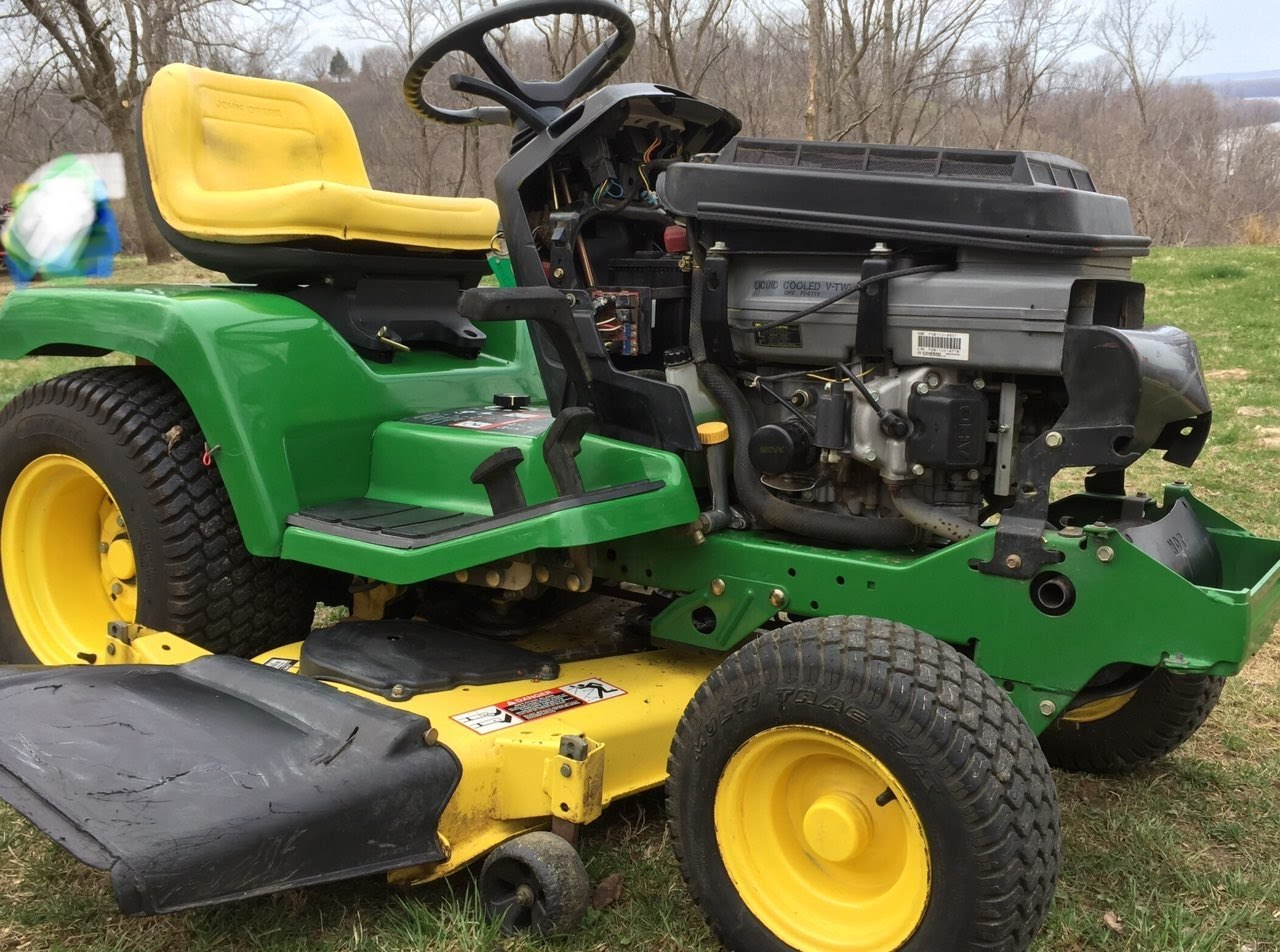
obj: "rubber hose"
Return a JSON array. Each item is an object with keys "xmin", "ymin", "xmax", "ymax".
[
  {"xmin": 889, "ymin": 486, "xmax": 984, "ymax": 542},
  {"xmin": 688, "ymin": 263, "xmax": 707, "ymax": 362},
  {"xmin": 696, "ymin": 363, "xmax": 923, "ymax": 548}
]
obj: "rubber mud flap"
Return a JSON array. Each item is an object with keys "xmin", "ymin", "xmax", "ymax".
[{"xmin": 0, "ymin": 656, "xmax": 460, "ymax": 915}]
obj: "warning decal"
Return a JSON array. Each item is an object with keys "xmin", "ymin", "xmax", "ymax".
[
  {"xmin": 262, "ymin": 657, "xmax": 296, "ymax": 671},
  {"xmin": 452, "ymin": 679, "xmax": 627, "ymax": 735}
]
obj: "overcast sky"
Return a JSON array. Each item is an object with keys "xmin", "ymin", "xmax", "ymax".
[
  {"xmin": 1170, "ymin": 0, "xmax": 1280, "ymax": 77},
  {"xmin": 307, "ymin": 0, "xmax": 1280, "ymax": 80}
]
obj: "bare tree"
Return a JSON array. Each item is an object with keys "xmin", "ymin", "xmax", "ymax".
[
  {"xmin": 299, "ymin": 44, "xmax": 336, "ymax": 82},
  {"xmin": 1093, "ymin": 0, "xmax": 1211, "ymax": 131}
]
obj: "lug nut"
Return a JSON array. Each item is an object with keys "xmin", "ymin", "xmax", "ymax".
[
  {"xmin": 116, "ymin": 515, "xmax": 126, "ymax": 527},
  {"xmin": 769, "ymin": 588, "xmax": 787, "ymax": 608},
  {"xmin": 99, "ymin": 542, "xmax": 109, "ymax": 553},
  {"xmin": 710, "ymin": 578, "xmax": 726, "ymax": 596},
  {"xmin": 110, "ymin": 582, "xmax": 123, "ymax": 595}
]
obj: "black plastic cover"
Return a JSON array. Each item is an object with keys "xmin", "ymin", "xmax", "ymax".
[
  {"xmin": 0, "ymin": 657, "xmax": 460, "ymax": 915},
  {"xmin": 660, "ymin": 137, "xmax": 1150, "ymax": 257},
  {"xmin": 909, "ymin": 387, "xmax": 988, "ymax": 467},
  {"xmin": 299, "ymin": 619, "xmax": 559, "ymax": 699}
]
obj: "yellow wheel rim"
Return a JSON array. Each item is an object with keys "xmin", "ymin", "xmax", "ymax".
[
  {"xmin": 1061, "ymin": 690, "xmax": 1136, "ymax": 723},
  {"xmin": 1, "ymin": 454, "xmax": 138, "ymax": 663},
  {"xmin": 714, "ymin": 725, "xmax": 931, "ymax": 952}
]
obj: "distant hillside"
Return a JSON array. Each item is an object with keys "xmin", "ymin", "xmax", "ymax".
[{"xmin": 1191, "ymin": 68, "xmax": 1280, "ymax": 99}]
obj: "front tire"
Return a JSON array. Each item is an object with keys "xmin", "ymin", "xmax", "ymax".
[
  {"xmin": 667, "ymin": 616, "xmax": 1060, "ymax": 952},
  {"xmin": 0, "ymin": 366, "xmax": 319, "ymax": 663}
]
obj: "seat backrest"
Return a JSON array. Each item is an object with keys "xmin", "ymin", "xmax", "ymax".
[{"xmin": 141, "ymin": 64, "xmax": 371, "ymax": 231}]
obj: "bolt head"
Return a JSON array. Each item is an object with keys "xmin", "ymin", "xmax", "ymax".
[
  {"xmin": 485, "ymin": 569, "xmax": 502, "ymax": 587},
  {"xmin": 915, "ymin": 382, "xmax": 929, "ymax": 394},
  {"xmin": 973, "ymin": 378, "xmax": 986, "ymax": 390},
  {"xmin": 910, "ymin": 463, "xmax": 926, "ymax": 476},
  {"xmin": 565, "ymin": 574, "xmax": 582, "ymax": 592},
  {"xmin": 1060, "ymin": 526, "xmax": 1084, "ymax": 538},
  {"xmin": 422, "ymin": 728, "xmax": 439, "ymax": 746},
  {"xmin": 864, "ymin": 451, "xmax": 877, "ymax": 463},
  {"xmin": 106, "ymin": 643, "xmax": 116, "ymax": 656},
  {"xmin": 1038, "ymin": 700, "xmax": 1057, "ymax": 717},
  {"xmin": 99, "ymin": 542, "xmax": 109, "ymax": 553},
  {"xmin": 769, "ymin": 588, "xmax": 787, "ymax": 608},
  {"xmin": 454, "ymin": 569, "xmax": 470, "ymax": 583},
  {"xmin": 1097, "ymin": 545, "xmax": 1115, "ymax": 563},
  {"xmin": 998, "ymin": 424, "xmax": 1011, "ymax": 434},
  {"xmin": 1004, "ymin": 554, "xmax": 1023, "ymax": 570},
  {"xmin": 110, "ymin": 582, "xmax": 123, "ymax": 595},
  {"xmin": 966, "ymin": 468, "xmax": 981, "ymax": 480},
  {"xmin": 534, "ymin": 565, "xmax": 550, "ymax": 584},
  {"xmin": 709, "ymin": 578, "xmax": 726, "ymax": 596},
  {"xmin": 1045, "ymin": 431, "xmax": 1064, "ymax": 448},
  {"xmin": 560, "ymin": 764, "xmax": 572, "ymax": 778},
  {"xmin": 564, "ymin": 292, "xmax": 576, "ymax": 303},
  {"xmin": 391, "ymin": 684, "xmax": 406, "ymax": 699}
]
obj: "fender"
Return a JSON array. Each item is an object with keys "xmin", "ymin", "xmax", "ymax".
[{"xmin": 0, "ymin": 284, "xmax": 545, "ymax": 555}]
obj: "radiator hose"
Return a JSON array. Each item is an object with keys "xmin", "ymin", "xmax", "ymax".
[{"xmin": 696, "ymin": 362, "xmax": 924, "ymax": 548}]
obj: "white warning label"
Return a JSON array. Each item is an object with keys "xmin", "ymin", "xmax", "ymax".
[
  {"xmin": 910, "ymin": 329, "xmax": 970, "ymax": 361},
  {"xmin": 452, "ymin": 679, "xmax": 627, "ymax": 735}
]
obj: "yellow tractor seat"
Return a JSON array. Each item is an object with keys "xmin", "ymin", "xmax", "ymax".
[{"xmin": 139, "ymin": 64, "xmax": 499, "ymax": 256}]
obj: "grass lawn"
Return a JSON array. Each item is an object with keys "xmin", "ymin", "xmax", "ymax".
[{"xmin": 0, "ymin": 248, "xmax": 1278, "ymax": 951}]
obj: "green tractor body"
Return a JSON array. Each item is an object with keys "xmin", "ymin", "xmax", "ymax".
[{"xmin": 0, "ymin": 1, "xmax": 1276, "ymax": 948}]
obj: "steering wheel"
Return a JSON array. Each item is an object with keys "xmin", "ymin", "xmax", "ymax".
[{"xmin": 403, "ymin": 0, "xmax": 636, "ymax": 130}]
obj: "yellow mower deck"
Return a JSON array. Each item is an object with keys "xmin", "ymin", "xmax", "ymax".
[{"xmin": 30, "ymin": 603, "xmax": 720, "ymax": 895}]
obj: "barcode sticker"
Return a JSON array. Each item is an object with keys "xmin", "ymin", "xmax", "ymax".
[{"xmin": 911, "ymin": 330, "xmax": 970, "ymax": 360}]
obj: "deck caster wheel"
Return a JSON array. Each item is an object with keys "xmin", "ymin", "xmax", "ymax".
[
  {"xmin": 479, "ymin": 831, "xmax": 590, "ymax": 937},
  {"xmin": 668, "ymin": 616, "xmax": 1061, "ymax": 952}
]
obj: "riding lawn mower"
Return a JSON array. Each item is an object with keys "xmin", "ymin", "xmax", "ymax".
[{"xmin": 0, "ymin": 1, "xmax": 1275, "ymax": 949}]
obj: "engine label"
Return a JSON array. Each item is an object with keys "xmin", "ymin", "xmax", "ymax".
[
  {"xmin": 911, "ymin": 330, "xmax": 970, "ymax": 361},
  {"xmin": 752, "ymin": 321, "xmax": 803, "ymax": 348}
]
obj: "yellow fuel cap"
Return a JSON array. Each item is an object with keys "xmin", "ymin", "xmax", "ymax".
[{"xmin": 697, "ymin": 421, "xmax": 730, "ymax": 446}]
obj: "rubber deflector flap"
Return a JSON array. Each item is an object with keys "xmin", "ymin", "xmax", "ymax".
[{"xmin": 0, "ymin": 656, "xmax": 460, "ymax": 915}]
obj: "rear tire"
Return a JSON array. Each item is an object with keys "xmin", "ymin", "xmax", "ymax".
[
  {"xmin": 0, "ymin": 366, "xmax": 319, "ymax": 662},
  {"xmin": 667, "ymin": 616, "xmax": 1060, "ymax": 952},
  {"xmin": 1039, "ymin": 669, "xmax": 1225, "ymax": 774}
]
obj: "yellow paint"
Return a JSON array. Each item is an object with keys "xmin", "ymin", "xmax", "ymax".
[
  {"xmin": 112, "ymin": 625, "xmax": 210, "ymax": 665},
  {"xmin": 714, "ymin": 726, "xmax": 931, "ymax": 951},
  {"xmin": 2, "ymin": 455, "xmax": 140, "ymax": 663},
  {"xmin": 141, "ymin": 65, "xmax": 499, "ymax": 251},
  {"xmin": 1061, "ymin": 690, "xmax": 1136, "ymax": 723},
  {"xmin": 247, "ymin": 640, "xmax": 721, "ymax": 884}
]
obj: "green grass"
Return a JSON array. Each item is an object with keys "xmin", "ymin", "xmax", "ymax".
[{"xmin": 1, "ymin": 248, "xmax": 1280, "ymax": 951}]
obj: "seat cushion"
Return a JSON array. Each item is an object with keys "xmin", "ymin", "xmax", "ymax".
[{"xmin": 142, "ymin": 65, "xmax": 498, "ymax": 253}]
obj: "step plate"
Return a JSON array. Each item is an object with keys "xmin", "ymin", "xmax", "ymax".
[
  {"xmin": 287, "ymin": 480, "xmax": 664, "ymax": 549},
  {"xmin": 0, "ymin": 656, "xmax": 460, "ymax": 915}
]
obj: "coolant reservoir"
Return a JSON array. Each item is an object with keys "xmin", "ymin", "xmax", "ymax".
[{"xmin": 663, "ymin": 347, "xmax": 722, "ymax": 424}]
